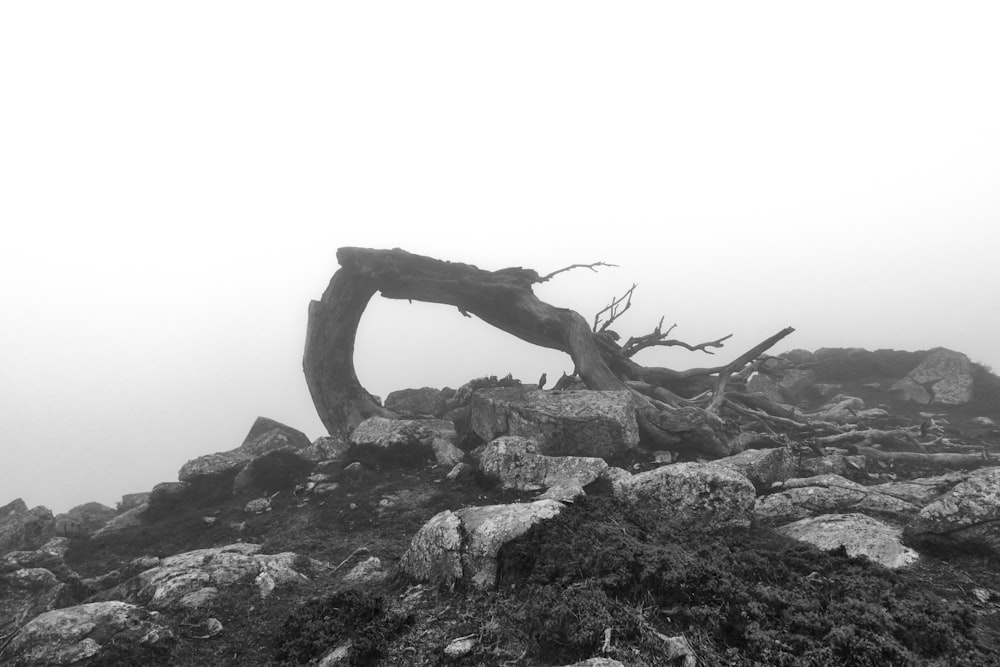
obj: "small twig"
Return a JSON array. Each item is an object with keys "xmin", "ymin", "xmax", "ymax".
[
  {"xmin": 540, "ymin": 261, "xmax": 618, "ymax": 282},
  {"xmin": 593, "ymin": 283, "xmax": 637, "ymax": 332}
]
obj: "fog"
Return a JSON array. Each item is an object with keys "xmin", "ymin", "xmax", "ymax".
[{"xmin": 2, "ymin": 3, "xmax": 998, "ymax": 513}]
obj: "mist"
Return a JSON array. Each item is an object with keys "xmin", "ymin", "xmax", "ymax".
[{"xmin": 2, "ymin": 3, "xmax": 998, "ymax": 513}]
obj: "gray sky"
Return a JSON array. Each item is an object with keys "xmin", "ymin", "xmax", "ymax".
[{"xmin": 2, "ymin": 3, "xmax": 998, "ymax": 513}]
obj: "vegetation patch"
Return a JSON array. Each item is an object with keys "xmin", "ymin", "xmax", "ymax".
[
  {"xmin": 497, "ymin": 495, "xmax": 997, "ymax": 666},
  {"xmin": 273, "ymin": 590, "xmax": 412, "ymax": 666}
]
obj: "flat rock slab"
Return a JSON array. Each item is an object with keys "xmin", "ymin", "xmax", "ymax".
[
  {"xmin": 401, "ymin": 500, "xmax": 563, "ymax": 589},
  {"xmin": 755, "ymin": 474, "xmax": 921, "ymax": 526},
  {"xmin": 615, "ymin": 462, "xmax": 755, "ymax": 530},
  {"xmin": 479, "ymin": 436, "xmax": 608, "ymax": 492},
  {"xmin": 778, "ymin": 513, "xmax": 919, "ymax": 569},
  {"xmin": 350, "ymin": 417, "xmax": 464, "ymax": 467},
  {"xmin": 471, "ymin": 388, "xmax": 639, "ymax": 458},
  {"xmin": 1, "ymin": 601, "xmax": 174, "ymax": 666},
  {"xmin": 105, "ymin": 543, "xmax": 318, "ymax": 609}
]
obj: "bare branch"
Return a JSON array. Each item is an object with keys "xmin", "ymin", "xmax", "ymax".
[
  {"xmin": 592, "ymin": 283, "xmax": 637, "ymax": 333},
  {"xmin": 706, "ymin": 327, "xmax": 797, "ymax": 413},
  {"xmin": 622, "ymin": 317, "xmax": 733, "ymax": 357},
  {"xmin": 540, "ymin": 261, "xmax": 618, "ymax": 282}
]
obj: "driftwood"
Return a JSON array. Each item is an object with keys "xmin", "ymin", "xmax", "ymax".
[
  {"xmin": 303, "ymin": 247, "xmax": 795, "ymax": 458},
  {"xmin": 849, "ymin": 445, "xmax": 999, "ymax": 468}
]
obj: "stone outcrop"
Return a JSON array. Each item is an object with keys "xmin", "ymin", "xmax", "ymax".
[
  {"xmin": 755, "ymin": 475, "xmax": 921, "ymax": 526},
  {"xmin": 777, "ymin": 513, "xmax": 919, "ymax": 569},
  {"xmin": 615, "ymin": 463, "xmax": 756, "ymax": 530},
  {"xmin": 0, "ymin": 601, "xmax": 174, "ymax": 666},
  {"xmin": 53, "ymin": 502, "xmax": 117, "ymax": 538},
  {"xmin": 0, "ymin": 498, "xmax": 54, "ymax": 556},
  {"xmin": 384, "ymin": 387, "xmax": 447, "ymax": 417},
  {"xmin": 178, "ymin": 417, "xmax": 311, "ymax": 483},
  {"xmin": 907, "ymin": 467, "xmax": 1000, "ymax": 552},
  {"xmin": 478, "ymin": 436, "xmax": 608, "ymax": 492},
  {"xmin": 471, "ymin": 387, "xmax": 639, "ymax": 458},
  {"xmin": 100, "ymin": 542, "xmax": 319, "ymax": 609},
  {"xmin": 0, "ymin": 538, "xmax": 82, "ymax": 638},
  {"xmin": 401, "ymin": 500, "xmax": 563, "ymax": 589},
  {"xmin": 892, "ymin": 348, "xmax": 974, "ymax": 405},
  {"xmin": 710, "ymin": 447, "xmax": 797, "ymax": 492},
  {"xmin": 350, "ymin": 417, "xmax": 464, "ymax": 467}
]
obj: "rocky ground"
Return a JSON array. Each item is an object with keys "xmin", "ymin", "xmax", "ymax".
[{"xmin": 3, "ymin": 347, "xmax": 1000, "ymax": 666}]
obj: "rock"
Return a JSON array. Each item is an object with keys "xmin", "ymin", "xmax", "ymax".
[
  {"xmin": 479, "ymin": 436, "xmax": 608, "ymax": 492},
  {"xmin": 805, "ymin": 396, "xmax": 888, "ymax": 423},
  {"xmin": 92, "ymin": 502, "xmax": 149, "ymax": 538},
  {"xmin": 599, "ymin": 467, "xmax": 633, "ymax": 495},
  {"xmin": 556, "ymin": 659, "xmax": 626, "ymax": 667},
  {"xmin": 906, "ymin": 348, "xmax": 974, "ymax": 405},
  {"xmin": 318, "ymin": 642, "xmax": 352, "ymax": 666},
  {"xmin": 300, "ymin": 436, "xmax": 352, "ymax": 463},
  {"xmin": 875, "ymin": 472, "xmax": 969, "ymax": 505},
  {"xmin": 471, "ymin": 388, "xmax": 639, "ymax": 458},
  {"xmin": 652, "ymin": 450, "xmax": 676, "ymax": 464},
  {"xmin": 54, "ymin": 502, "xmax": 117, "ymax": 538},
  {"xmin": 907, "ymin": 467, "xmax": 1000, "ymax": 552},
  {"xmin": 178, "ymin": 416, "xmax": 311, "ymax": 483},
  {"xmin": 0, "ymin": 499, "xmax": 54, "ymax": 556},
  {"xmin": 340, "ymin": 556, "xmax": 386, "ymax": 587},
  {"xmin": 104, "ymin": 543, "xmax": 317, "ymax": 609},
  {"xmin": 385, "ymin": 387, "xmax": 448, "ymax": 417},
  {"xmin": 443, "ymin": 635, "xmax": 477, "ymax": 658},
  {"xmin": 797, "ymin": 453, "xmax": 868, "ymax": 478},
  {"xmin": 446, "ymin": 462, "xmax": 474, "ymax": 481},
  {"xmin": 2, "ymin": 601, "xmax": 173, "ymax": 666},
  {"xmin": 711, "ymin": 447, "xmax": 797, "ymax": 492},
  {"xmin": 0, "ymin": 542, "xmax": 84, "ymax": 638},
  {"xmin": 755, "ymin": 475, "xmax": 921, "ymax": 526},
  {"xmin": 143, "ymin": 481, "xmax": 192, "ymax": 520},
  {"xmin": 747, "ymin": 371, "xmax": 784, "ymax": 403},
  {"xmin": 615, "ymin": 463, "xmax": 755, "ymax": 530},
  {"xmin": 232, "ymin": 449, "xmax": 313, "ymax": 494},
  {"xmin": 538, "ymin": 482, "xmax": 585, "ymax": 502},
  {"xmin": 193, "ymin": 617, "xmax": 224, "ymax": 639},
  {"xmin": 814, "ymin": 383, "xmax": 842, "ymax": 399},
  {"xmin": 312, "ymin": 483, "xmax": 340, "ymax": 496},
  {"xmin": 778, "ymin": 368, "xmax": 818, "ymax": 402},
  {"xmin": 401, "ymin": 500, "xmax": 564, "ymax": 589},
  {"xmin": 118, "ymin": 492, "xmax": 150, "ymax": 513},
  {"xmin": 350, "ymin": 417, "xmax": 462, "ymax": 467},
  {"xmin": 778, "ymin": 513, "xmax": 919, "ymax": 569},
  {"xmin": 973, "ymin": 416, "xmax": 997, "ymax": 427},
  {"xmin": 890, "ymin": 377, "xmax": 933, "ymax": 405},
  {"xmin": 244, "ymin": 498, "xmax": 271, "ymax": 514}
]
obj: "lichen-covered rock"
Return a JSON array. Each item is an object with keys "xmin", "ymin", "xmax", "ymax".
[
  {"xmin": 0, "ymin": 498, "xmax": 54, "ymax": 556},
  {"xmin": 300, "ymin": 436, "xmax": 352, "ymax": 463},
  {"xmin": 907, "ymin": 467, "xmax": 1000, "ymax": 552},
  {"xmin": 797, "ymin": 453, "xmax": 868, "ymax": 478},
  {"xmin": 0, "ymin": 540, "xmax": 84, "ymax": 638},
  {"xmin": 1, "ymin": 601, "xmax": 174, "ymax": 666},
  {"xmin": 118, "ymin": 492, "xmax": 150, "ymax": 513},
  {"xmin": 615, "ymin": 463, "xmax": 755, "ymax": 530},
  {"xmin": 711, "ymin": 447, "xmax": 797, "ymax": 492},
  {"xmin": 385, "ymin": 387, "xmax": 448, "ymax": 417},
  {"xmin": 479, "ymin": 436, "xmax": 608, "ymax": 492},
  {"xmin": 350, "ymin": 417, "xmax": 464, "ymax": 467},
  {"xmin": 778, "ymin": 514, "xmax": 919, "ymax": 569},
  {"xmin": 778, "ymin": 368, "xmax": 818, "ymax": 402},
  {"xmin": 401, "ymin": 500, "xmax": 563, "ymax": 589},
  {"xmin": 747, "ymin": 372, "xmax": 784, "ymax": 403},
  {"xmin": 340, "ymin": 556, "xmax": 387, "ymax": 587},
  {"xmin": 875, "ymin": 472, "xmax": 969, "ymax": 505},
  {"xmin": 103, "ymin": 543, "xmax": 317, "ymax": 609},
  {"xmin": 178, "ymin": 417, "xmax": 310, "ymax": 484},
  {"xmin": 755, "ymin": 475, "xmax": 920, "ymax": 525},
  {"xmin": 471, "ymin": 388, "xmax": 638, "ymax": 458},
  {"xmin": 232, "ymin": 449, "xmax": 313, "ymax": 494},
  {"xmin": 92, "ymin": 502, "xmax": 149, "ymax": 538},
  {"xmin": 890, "ymin": 377, "xmax": 933, "ymax": 405},
  {"xmin": 555, "ymin": 659, "xmax": 626, "ymax": 667}
]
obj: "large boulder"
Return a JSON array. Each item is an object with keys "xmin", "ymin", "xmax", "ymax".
[
  {"xmin": 907, "ymin": 467, "xmax": 1000, "ymax": 552},
  {"xmin": 778, "ymin": 368, "xmax": 818, "ymax": 403},
  {"xmin": 350, "ymin": 417, "xmax": 464, "ymax": 467},
  {"xmin": 471, "ymin": 388, "xmax": 639, "ymax": 458},
  {"xmin": 0, "ymin": 539, "xmax": 82, "ymax": 638},
  {"xmin": 903, "ymin": 348, "xmax": 975, "ymax": 405},
  {"xmin": 778, "ymin": 514, "xmax": 919, "ymax": 569},
  {"xmin": 401, "ymin": 500, "xmax": 563, "ymax": 589},
  {"xmin": 479, "ymin": 436, "xmax": 608, "ymax": 492},
  {"xmin": 0, "ymin": 601, "xmax": 174, "ymax": 666},
  {"xmin": 384, "ymin": 387, "xmax": 447, "ymax": 417},
  {"xmin": 711, "ymin": 447, "xmax": 797, "ymax": 492},
  {"xmin": 889, "ymin": 377, "xmax": 933, "ymax": 405},
  {"xmin": 755, "ymin": 475, "xmax": 921, "ymax": 526},
  {"xmin": 102, "ymin": 543, "xmax": 319, "ymax": 609},
  {"xmin": 615, "ymin": 463, "xmax": 755, "ymax": 530},
  {"xmin": 0, "ymin": 499, "xmax": 54, "ymax": 556},
  {"xmin": 178, "ymin": 417, "xmax": 311, "ymax": 485}
]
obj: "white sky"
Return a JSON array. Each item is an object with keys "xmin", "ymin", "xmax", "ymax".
[{"xmin": 2, "ymin": 3, "xmax": 998, "ymax": 513}]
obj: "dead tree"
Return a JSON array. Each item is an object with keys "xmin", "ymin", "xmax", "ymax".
[{"xmin": 303, "ymin": 248, "xmax": 795, "ymax": 458}]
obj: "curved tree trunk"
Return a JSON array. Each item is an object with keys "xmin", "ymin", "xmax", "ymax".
[{"xmin": 303, "ymin": 247, "xmax": 794, "ymax": 457}]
